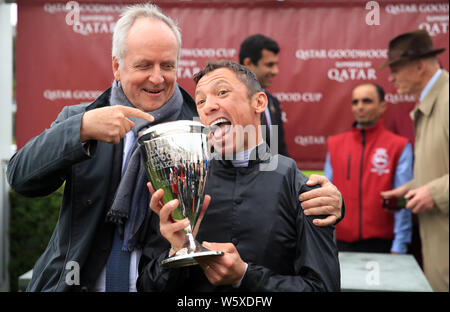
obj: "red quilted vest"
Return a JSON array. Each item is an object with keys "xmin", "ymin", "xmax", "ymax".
[{"xmin": 328, "ymin": 120, "xmax": 409, "ymax": 242}]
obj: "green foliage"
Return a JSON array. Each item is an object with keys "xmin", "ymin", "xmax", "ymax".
[
  {"xmin": 302, "ymin": 170, "xmax": 324, "ymax": 177},
  {"xmin": 8, "ymin": 187, "xmax": 62, "ymax": 291}
]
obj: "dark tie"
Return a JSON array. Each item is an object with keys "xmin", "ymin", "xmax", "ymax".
[{"xmin": 105, "ymin": 133, "xmax": 137, "ymax": 292}]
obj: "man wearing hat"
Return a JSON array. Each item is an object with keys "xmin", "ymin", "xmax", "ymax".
[{"xmin": 380, "ymin": 29, "xmax": 448, "ymax": 291}]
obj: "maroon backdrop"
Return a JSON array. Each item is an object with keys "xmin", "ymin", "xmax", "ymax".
[{"xmin": 16, "ymin": 0, "xmax": 449, "ymax": 169}]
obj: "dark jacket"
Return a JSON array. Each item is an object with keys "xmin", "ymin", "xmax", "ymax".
[
  {"xmin": 263, "ymin": 92, "xmax": 289, "ymax": 157},
  {"xmin": 7, "ymin": 86, "xmax": 198, "ymax": 291},
  {"xmin": 137, "ymin": 144, "xmax": 341, "ymax": 292}
]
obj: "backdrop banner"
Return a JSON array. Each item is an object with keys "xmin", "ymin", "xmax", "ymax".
[{"xmin": 16, "ymin": 0, "xmax": 449, "ymax": 169}]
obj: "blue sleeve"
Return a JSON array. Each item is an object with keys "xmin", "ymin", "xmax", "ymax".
[
  {"xmin": 391, "ymin": 143, "xmax": 413, "ymax": 254},
  {"xmin": 323, "ymin": 152, "xmax": 333, "ymax": 183}
]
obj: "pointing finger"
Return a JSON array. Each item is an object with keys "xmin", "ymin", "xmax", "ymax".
[{"xmin": 119, "ymin": 106, "xmax": 154, "ymax": 122}]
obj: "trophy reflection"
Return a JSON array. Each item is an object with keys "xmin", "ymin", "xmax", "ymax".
[{"xmin": 138, "ymin": 120, "xmax": 223, "ymax": 268}]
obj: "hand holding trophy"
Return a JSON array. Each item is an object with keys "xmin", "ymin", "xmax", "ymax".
[{"xmin": 139, "ymin": 120, "xmax": 223, "ymax": 268}]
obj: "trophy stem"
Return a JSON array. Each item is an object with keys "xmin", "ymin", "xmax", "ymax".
[
  {"xmin": 186, "ymin": 233, "xmax": 198, "ymax": 253},
  {"xmin": 181, "ymin": 225, "xmax": 199, "ymax": 253}
]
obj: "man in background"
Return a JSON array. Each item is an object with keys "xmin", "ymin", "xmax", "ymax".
[
  {"xmin": 239, "ymin": 34, "xmax": 289, "ymax": 157},
  {"xmin": 324, "ymin": 83, "xmax": 413, "ymax": 254},
  {"xmin": 380, "ymin": 29, "xmax": 448, "ymax": 291}
]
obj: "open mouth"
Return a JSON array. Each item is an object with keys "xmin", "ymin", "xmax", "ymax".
[
  {"xmin": 143, "ymin": 88, "xmax": 163, "ymax": 95},
  {"xmin": 209, "ymin": 118, "xmax": 232, "ymax": 140}
]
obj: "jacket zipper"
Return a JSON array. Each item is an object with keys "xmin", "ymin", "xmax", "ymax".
[{"xmin": 359, "ymin": 129, "xmax": 366, "ymax": 240}]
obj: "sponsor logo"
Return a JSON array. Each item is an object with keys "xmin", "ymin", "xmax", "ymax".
[
  {"xmin": 384, "ymin": 93, "xmax": 416, "ymax": 104},
  {"xmin": 385, "ymin": 3, "xmax": 449, "ymax": 15},
  {"xmin": 328, "ymin": 67, "xmax": 377, "ymax": 83},
  {"xmin": 296, "ymin": 49, "xmax": 387, "ymax": 61},
  {"xmin": 294, "ymin": 135, "xmax": 326, "ymax": 146},
  {"xmin": 43, "ymin": 89, "xmax": 103, "ymax": 101},
  {"xmin": 329, "ymin": 60, "xmax": 377, "ymax": 83},
  {"xmin": 370, "ymin": 148, "xmax": 390, "ymax": 176},
  {"xmin": 44, "ymin": 2, "xmax": 126, "ymax": 14},
  {"xmin": 419, "ymin": 20, "xmax": 449, "ymax": 36},
  {"xmin": 177, "ymin": 49, "xmax": 236, "ymax": 79},
  {"xmin": 295, "ymin": 50, "xmax": 383, "ymax": 83},
  {"xmin": 273, "ymin": 92, "xmax": 323, "ymax": 103},
  {"xmin": 385, "ymin": 3, "xmax": 449, "ymax": 36},
  {"xmin": 180, "ymin": 48, "xmax": 236, "ymax": 59},
  {"xmin": 44, "ymin": 1, "xmax": 120, "ymax": 36}
]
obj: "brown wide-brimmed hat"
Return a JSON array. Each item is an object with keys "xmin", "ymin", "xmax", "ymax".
[{"xmin": 379, "ymin": 29, "xmax": 445, "ymax": 69}]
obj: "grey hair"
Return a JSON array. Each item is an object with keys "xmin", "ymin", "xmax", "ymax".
[{"xmin": 112, "ymin": 3, "xmax": 182, "ymax": 66}]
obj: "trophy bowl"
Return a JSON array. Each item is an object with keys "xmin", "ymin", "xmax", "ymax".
[{"xmin": 138, "ymin": 120, "xmax": 223, "ymax": 268}]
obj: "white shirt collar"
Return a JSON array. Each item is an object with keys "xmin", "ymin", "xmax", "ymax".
[
  {"xmin": 231, "ymin": 142, "xmax": 266, "ymax": 167},
  {"xmin": 231, "ymin": 147, "xmax": 253, "ymax": 167}
]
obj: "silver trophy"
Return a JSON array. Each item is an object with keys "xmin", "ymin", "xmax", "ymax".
[{"xmin": 138, "ymin": 120, "xmax": 223, "ymax": 268}]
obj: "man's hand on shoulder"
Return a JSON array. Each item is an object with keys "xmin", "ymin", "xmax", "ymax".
[{"xmin": 299, "ymin": 174, "xmax": 343, "ymax": 226}]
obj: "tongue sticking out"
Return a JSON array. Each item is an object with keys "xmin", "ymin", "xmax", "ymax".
[{"xmin": 213, "ymin": 123, "xmax": 231, "ymax": 139}]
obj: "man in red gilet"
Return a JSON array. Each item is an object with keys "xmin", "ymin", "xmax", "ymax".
[{"xmin": 324, "ymin": 83, "xmax": 413, "ymax": 254}]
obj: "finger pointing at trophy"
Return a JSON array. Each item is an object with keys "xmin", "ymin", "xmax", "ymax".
[{"xmin": 139, "ymin": 120, "xmax": 223, "ymax": 268}]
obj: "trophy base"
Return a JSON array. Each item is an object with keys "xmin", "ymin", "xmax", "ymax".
[{"xmin": 161, "ymin": 248, "xmax": 223, "ymax": 268}]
